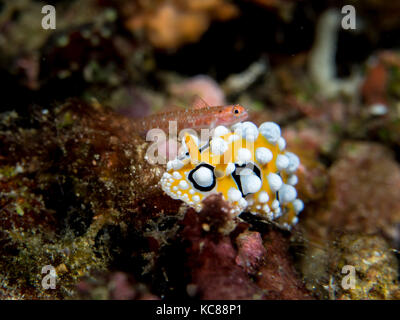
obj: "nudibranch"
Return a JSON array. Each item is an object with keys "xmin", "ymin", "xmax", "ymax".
[{"xmin": 160, "ymin": 121, "xmax": 304, "ymax": 229}]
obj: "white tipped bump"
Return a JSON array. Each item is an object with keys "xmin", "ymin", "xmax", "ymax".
[
  {"xmin": 271, "ymin": 199, "xmax": 280, "ymax": 210},
  {"xmin": 274, "ymin": 208, "xmax": 282, "ymax": 218},
  {"xmin": 226, "ymin": 162, "xmax": 236, "ymax": 175},
  {"xmin": 210, "ymin": 137, "xmax": 228, "ymax": 155},
  {"xmin": 267, "ymin": 173, "xmax": 283, "ymax": 192},
  {"xmin": 173, "ymin": 186, "xmax": 178, "ymax": 191},
  {"xmin": 293, "ymin": 199, "xmax": 304, "ymax": 213},
  {"xmin": 173, "ymin": 171, "xmax": 182, "ymax": 180},
  {"xmin": 234, "ymin": 121, "xmax": 259, "ymax": 142},
  {"xmin": 193, "ymin": 195, "xmax": 200, "ymax": 203},
  {"xmin": 213, "ymin": 126, "xmax": 230, "ymax": 137},
  {"xmin": 242, "ymin": 175, "xmax": 262, "ymax": 194},
  {"xmin": 287, "ymin": 174, "xmax": 298, "ymax": 186},
  {"xmin": 259, "ymin": 122, "xmax": 281, "ymax": 144},
  {"xmin": 231, "ymin": 122, "xmax": 243, "ymax": 131},
  {"xmin": 171, "ymin": 159, "xmax": 184, "ymax": 170},
  {"xmin": 228, "ymin": 187, "xmax": 242, "ymax": 202},
  {"xmin": 163, "ymin": 172, "xmax": 172, "ymax": 179},
  {"xmin": 279, "ymin": 184, "xmax": 297, "ymax": 204},
  {"xmin": 291, "ymin": 217, "xmax": 299, "ymax": 225},
  {"xmin": 189, "ymin": 189, "xmax": 195, "ymax": 195},
  {"xmin": 237, "ymin": 148, "xmax": 252, "ymax": 164},
  {"xmin": 258, "ymin": 191, "xmax": 269, "ymax": 203},
  {"xmin": 285, "ymin": 152, "xmax": 300, "ymax": 174},
  {"xmin": 238, "ymin": 197, "xmax": 248, "ymax": 208},
  {"xmin": 192, "ymin": 166, "xmax": 213, "ymax": 188},
  {"xmin": 167, "ymin": 161, "xmax": 173, "ymax": 171},
  {"xmin": 228, "ymin": 134, "xmax": 240, "ymax": 142},
  {"xmin": 262, "ymin": 204, "xmax": 270, "ymax": 213},
  {"xmin": 179, "ymin": 180, "xmax": 189, "ymax": 190},
  {"xmin": 278, "ymin": 137, "xmax": 286, "ymax": 151},
  {"xmin": 276, "ymin": 154, "xmax": 289, "ymax": 171},
  {"xmin": 255, "ymin": 147, "xmax": 273, "ymax": 165}
]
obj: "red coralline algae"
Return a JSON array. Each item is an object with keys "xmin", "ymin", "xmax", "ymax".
[
  {"xmin": 235, "ymin": 231, "xmax": 267, "ymax": 275},
  {"xmin": 179, "ymin": 195, "xmax": 311, "ymax": 300}
]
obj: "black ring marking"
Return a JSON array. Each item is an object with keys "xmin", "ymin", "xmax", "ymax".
[
  {"xmin": 231, "ymin": 162, "xmax": 261, "ymax": 197},
  {"xmin": 188, "ymin": 163, "xmax": 216, "ymax": 192}
]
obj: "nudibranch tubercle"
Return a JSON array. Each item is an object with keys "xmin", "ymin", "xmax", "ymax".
[{"xmin": 160, "ymin": 121, "xmax": 304, "ymax": 229}]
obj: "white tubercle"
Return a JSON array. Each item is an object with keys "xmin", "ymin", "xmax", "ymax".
[
  {"xmin": 278, "ymin": 184, "xmax": 297, "ymax": 204},
  {"xmin": 228, "ymin": 187, "xmax": 242, "ymax": 202},
  {"xmin": 292, "ymin": 199, "xmax": 304, "ymax": 213},
  {"xmin": 193, "ymin": 195, "xmax": 200, "ymax": 203},
  {"xmin": 228, "ymin": 134, "xmax": 240, "ymax": 142},
  {"xmin": 167, "ymin": 161, "xmax": 173, "ymax": 171},
  {"xmin": 274, "ymin": 207, "xmax": 282, "ymax": 217},
  {"xmin": 255, "ymin": 147, "xmax": 273, "ymax": 165},
  {"xmin": 238, "ymin": 197, "xmax": 248, "ymax": 208},
  {"xmin": 277, "ymin": 137, "xmax": 286, "ymax": 151},
  {"xmin": 210, "ymin": 137, "xmax": 228, "ymax": 155},
  {"xmin": 276, "ymin": 154, "xmax": 289, "ymax": 171},
  {"xmin": 287, "ymin": 174, "xmax": 298, "ymax": 186},
  {"xmin": 234, "ymin": 122, "xmax": 259, "ymax": 142},
  {"xmin": 179, "ymin": 180, "xmax": 189, "ymax": 190},
  {"xmin": 226, "ymin": 163, "xmax": 236, "ymax": 175},
  {"xmin": 258, "ymin": 191, "xmax": 269, "ymax": 203},
  {"xmin": 271, "ymin": 199, "xmax": 280, "ymax": 210},
  {"xmin": 259, "ymin": 122, "xmax": 281, "ymax": 144},
  {"xmin": 163, "ymin": 172, "xmax": 172, "ymax": 179},
  {"xmin": 171, "ymin": 159, "xmax": 184, "ymax": 170},
  {"xmin": 267, "ymin": 173, "xmax": 283, "ymax": 192},
  {"xmin": 241, "ymin": 175, "xmax": 262, "ymax": 194},
  {"xmin": 172, "ymin": 171, "xmax": 182, "ymax": 180},
  {"xmin": 285, "ymin": 152, "xmax": 300, "ymax": 174},
  {"xmin": 192, "ymin": 166, "xmax": 213, "ymax": 187},
  {"xmin": 213, "ymin": 126, "xmax": 230, "ymax": 137},
  {"xmin": 236, "ymin": 148, "xmax": 252, "ymax": 164}
]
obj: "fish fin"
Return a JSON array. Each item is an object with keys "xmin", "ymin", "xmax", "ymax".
[{"xmin": 191, "ymin": 95, "xmax": 211, "ymax": 110}]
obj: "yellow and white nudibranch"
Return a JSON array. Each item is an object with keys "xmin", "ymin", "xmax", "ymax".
[{"xmin": 160, "ymin": 121, "xmax": 304, "ymax": 229}]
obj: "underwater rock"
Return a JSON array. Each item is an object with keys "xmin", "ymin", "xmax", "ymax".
[
  {"xmin": 316, "ymin": 142, "xmax": 400, "ymax": 244},
  {"xmin": 235, "ymin": 231, "xmax": 267, "ymax": 275},
  {"xmin": 332, "ymin": 234, "xmax": 400, "ymax": 300},
  {"xmin": 74, "ymin": 271, "xmax": 159, "ymax": 300},
  {"xmin": 0, "ymin": 100, "xmax": 181, "ymax": 298},
  {"xmin": 179, "ymin": 194, "xmax": 311, "ymax": 299}
]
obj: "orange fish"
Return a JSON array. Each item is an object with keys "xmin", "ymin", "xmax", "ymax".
[{"xmin": 133, "ymin": 96, "xmax": 248, "ymax": 136}]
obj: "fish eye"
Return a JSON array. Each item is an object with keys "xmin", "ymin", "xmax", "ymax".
[{"xmin": 233, "ymin": 107, "xmax": 240, "ymax": 114}]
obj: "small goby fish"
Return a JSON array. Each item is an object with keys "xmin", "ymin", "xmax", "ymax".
[{"xmin": 133, "ymin": 97, "xmax": 248, "ymax": 136}]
